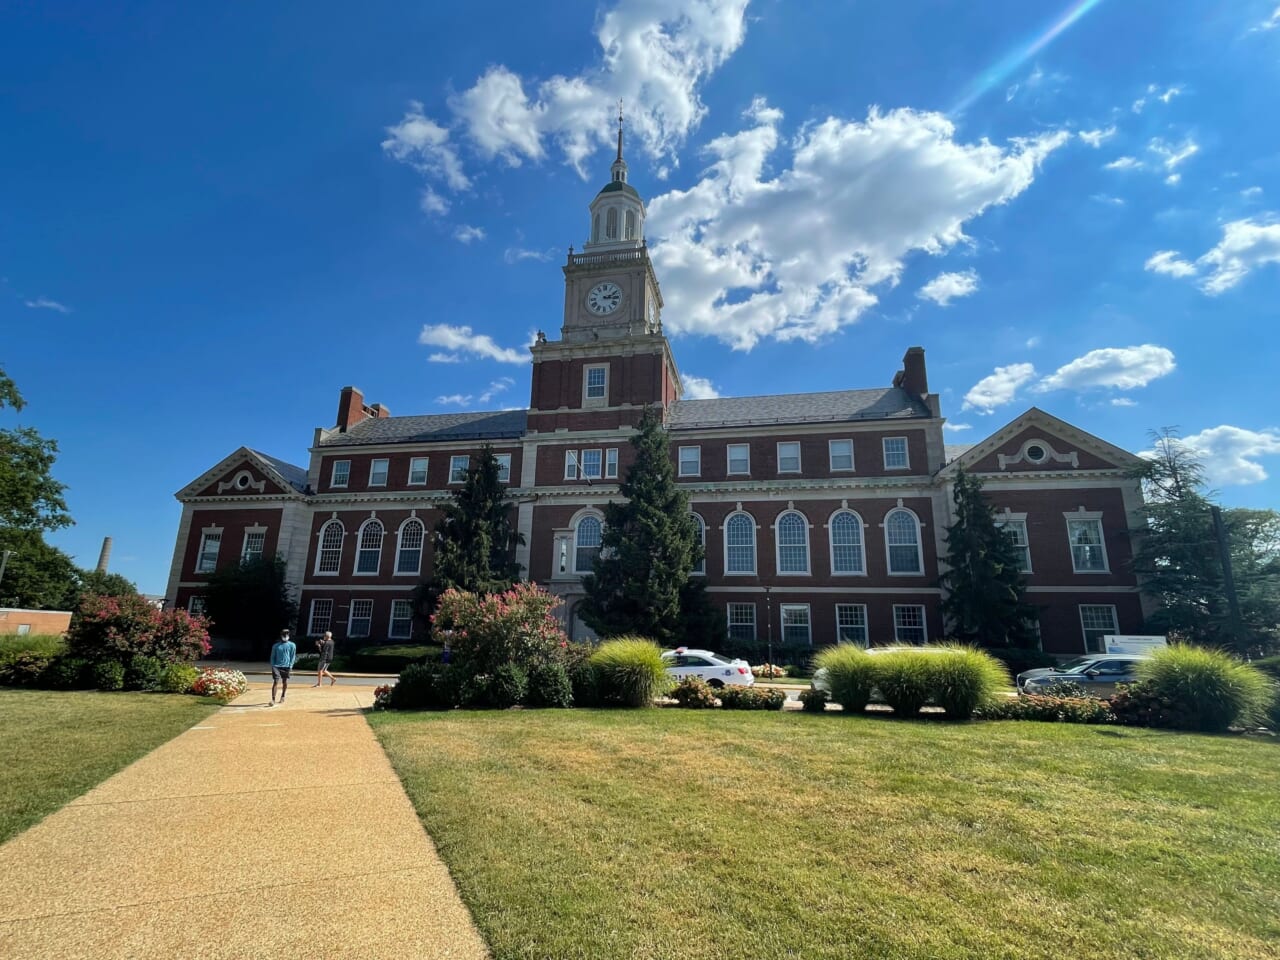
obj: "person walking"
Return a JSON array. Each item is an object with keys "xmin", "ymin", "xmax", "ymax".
[
  {"xmin": 269, "ymin": 629, "xmax": 297, "ymax": 706},
  {"xmin": 313, "ymin": 630, "xmax": 337, "ymax": 687}
]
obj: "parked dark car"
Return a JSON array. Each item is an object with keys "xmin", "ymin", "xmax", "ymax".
[{"xmin": 1017, "ymin": 655, "xmax": 1150, "ymax": 697}]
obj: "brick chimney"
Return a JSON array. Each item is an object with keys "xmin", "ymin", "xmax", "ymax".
[
  {"xmin": 336, "ymin": 386, "xmax": 366, "ymax": 432},
  {"xmin": 892, "ymin": 346, "xmax": 940, "ymax": 416},
  {"xmin": 369, "ymin": 403, "xmax": 391, "ymax": 419}
]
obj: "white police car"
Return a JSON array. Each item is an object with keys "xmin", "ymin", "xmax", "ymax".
[{"xmin": 662, "ymin": 647, "xmax": 755, "ymax": 689}]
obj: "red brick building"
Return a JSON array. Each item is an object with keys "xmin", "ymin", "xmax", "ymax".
[{"xmin": 166, "ymin": 138, "xmax": 1149, "ymax": 656}]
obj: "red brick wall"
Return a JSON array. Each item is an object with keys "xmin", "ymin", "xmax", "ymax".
[
  {"xmin": 296, "ymin": 590, "xmax": 420, "ymax": 644},
  {"xmin": 670, "ymin": 429, "xmax": 931, "ymax": 482},
  {"xmin": 0, "ymin": 608, "xmax": 73, "ymax": 636},
  {"xmin": 1030, "ymin": 593, "xmax": 1145, "ymax": 655},
  {"xmin": 530, "ymin": 352, "xmax": 672, "ymax": 411},
  {"xmin": 317, "ymin": 447, "xmax": 522, "ymax": 494},
  {"xmin": 183, "ymin": 508, "xmax": 286, "ymax": 580},
  {"xmin": 968, "ymin": 426, "xmax": 1120, "ymax": 473},
  {"xmin": 302, "ymin": 508, "xmax": 442, "ymax": 586}
]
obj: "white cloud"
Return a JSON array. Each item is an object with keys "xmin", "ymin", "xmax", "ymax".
[
  {"xmin": 680, "ymin": 373, "xmax": 721, "ymax": 399},
  {"xmin": 1091, "ymin": 194, "xmax": 1125, "ymax": 205},
  {"xmin": 419, "ymin": 187, "xmax": 449, "ymax": 216},
  {"xmin": 1242, "ymin": 186, "xmax": 1263, "ymax": 199},
  {"xmin": 382, "ymin": 102, "xmax": 470, "ymax": 191},
  {"xmin": 917, "ymin": 269, "xmax": 980, "ymax": 307},
  {"xmin": 428, "ymin": 352, "xmax": 463, "ymax": 364},
  {"xmin": 1078, "ymin": 125, "xmax": 1116, "ymax": 148},
  {"xmin": 1025, "ymin": 336, "xmax": 1041, "ymax": 349},
  {"xmin": 1132, "ymin": 83, "xmax": 1182, "ymax": 113},
  {"xmin": 1174, "ymin": 426, "xmax": 1280, "ymax": 486},
  {"xmin": 454, "ymin": 224, "xmax": 486, "ymax": 244},
  {"xmin": 503, "ymin": 247, "xmax": 555, "ymax": 264},
  {"xmin": 419, "ymin": 324, "xmax": 527, "ymax": 364},
  {"xmin": 1104, "ymin": 156, "xmax": 1142, "ymax": 171},
  {"xmin": 1036, "ymin": 344, "xmax": 1176, "ymax": 392},
  {"xmin": 1110, "ymin": 397, "xmax": 1136, "ymax": 407},
  {"xmin": 435, "ymin": 393, "xmax": 473, "ymax": 406},
  {"xmin": 1258, "ymin": 5, "xmax": 1280, "ymax": 30},
  {"xmin": 1197, "ymin": 217, "xmax": 1280, "ymax": 293},
  {"xmin": 1144, "ymin": 250, "xmax": 1197, "ymax": 277},
  {"xmin": 1165, "ymin": 173, "xmax": 1181, "ymax": 186},
  {"xmin": 944, "ymin": 422, "xmax": 973, "ymax": 432},
  {"xmin": 477, "ymin": 376, "xmax": 516, "ymax": 404},
  {"xmin": 23, "ymin": 297, "xmax": 70, "ymax": 313},
  {"xmin": 1148, "ymin": 137, "xmax": 1199, "ymax": 172},
  {"xmin": 648, "ymin": 102, "xmax": 1067, "ymax": 348},
  {"xmin": 962, "ymin": 363, "xmax": 1037, "ymax": 414}
]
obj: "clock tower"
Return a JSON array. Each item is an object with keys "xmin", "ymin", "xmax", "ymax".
[{"xmin": 528, "ymin": 107, "xmax": 681, "ymax": 430}]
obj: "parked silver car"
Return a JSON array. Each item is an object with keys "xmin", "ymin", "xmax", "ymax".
[{"xmin": 1017, "ymin": 655, "xmax": 1150, "ymax": 697}]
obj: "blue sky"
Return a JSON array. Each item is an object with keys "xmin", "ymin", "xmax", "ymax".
[{"xmin": 3, "ymin": 0, "xmax": 1279, "ymax": 596}]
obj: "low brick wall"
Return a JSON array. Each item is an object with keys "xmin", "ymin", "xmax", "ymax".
[{"xmin": 0, "ymin": 608, "xmax": 72, "ymax": 636}]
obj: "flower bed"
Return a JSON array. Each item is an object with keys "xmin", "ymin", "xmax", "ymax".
[{"xmin": 190, "ymin": 668, "xmax": 247, "ymax": 703}]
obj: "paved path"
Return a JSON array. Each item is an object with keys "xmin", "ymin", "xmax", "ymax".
[{"xmin": 0, "ymin": 683, "xmax": 489, "ymax": 959}]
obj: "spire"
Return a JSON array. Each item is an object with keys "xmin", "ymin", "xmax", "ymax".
[
  {"xmin": 616, "ymin": 99, "xmax": 624, "ymax": 162},
  {"xmin": 610, "ymin": 100, "xmax": 628, "ymax": 184}
]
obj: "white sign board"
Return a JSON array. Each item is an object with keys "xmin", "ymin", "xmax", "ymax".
[{"xmin": 1103, "ymin": 634, "xmax": 1168, "ymax": 655}]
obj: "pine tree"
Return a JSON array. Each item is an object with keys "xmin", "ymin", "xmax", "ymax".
[
  {"xmin": 579, "ymin": 410, "xmax": 700, "ymax": 644},
  {"xmin": 940, "ymin": 469, "xmax": 1036, "ymax": 647}
]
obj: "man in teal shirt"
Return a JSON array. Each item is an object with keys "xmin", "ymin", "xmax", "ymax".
[{"xmin": 269, "ymin": 629, "xmax": 297, "ymax": 706}]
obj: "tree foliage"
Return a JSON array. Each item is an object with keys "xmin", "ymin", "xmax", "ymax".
[
  {"xmin": 579, "ymin": 411, "xmax": 701, "ymax": 644},
  {"xmin": 75, "ymin": 569, "xmax": 139, "ymax": 600},
  {"xmin": 0, "ymin": 365, "xmax": 72, "ymax": 534},
  {"xmin": 939, "ymin": 469, "xmax": 1036, "ymax": 647},
  {"xmin": 204, "ymin": 554, "xmax": 298, "ymax": 658},
  {"xmin": 66, "ymin": 592, "xmax": 210, "ymax": 664},
  {"xmin": 0, "ymin": 526, "xmax": 79, "ymax": 609}
]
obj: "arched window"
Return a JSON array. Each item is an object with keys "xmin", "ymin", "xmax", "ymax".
[
  {"xmin": 725, "ymin": 512, "xmax": 756, "ymax": 575},
  {"xmin": 625, "ymin": 209, "xmax": 636, "ymax": 240},
  {"xmin": 605, "ymin": 207, "xmax": 619, "ymax": 240},
  {"xmin": 355, "ymin": 519, "xmax": 384, "ymax": 575},
  {"xmin": 776, "ymin": 511, "xmax": 810, "ymax": 574},
  {"xmin": 593, "ymin": 213, "xmax": 600, "ymax": 243},
  {"xmin": 829, "ymin": 511, "xmax": 865, "ymax": 575},
  {"xmin": 315, "ymin": 520, "xmax": 344, "ymax": 575},
  {"xmin": 885, "ymin": 508, "xmax": 922, "ymax": 575},
  {"xmin": 690, "ymin": 513, "xmax": 706, "ymax": 575},
  {"xmin": 575, "ymin": 515, "xmax": 603, "ymax": 573},
  {"xmin": 395, "ymin": 518, "xmax": 425, "ymax": 576}
]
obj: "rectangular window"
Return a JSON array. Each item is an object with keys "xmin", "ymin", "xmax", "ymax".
[
  {"xmin": 187, "ymin": 596, "xmax": 207, "ymax": 617},
  {"xmin": 605, "ymin": 448, "xmax": 619, "ymax": 479},
  {"xmin": 449, "ymin": 455, "xmax": 470, "ymax": 484},
  {"xmin": 835, "ymin": 604, "xmax": 868, "ymax": 646},
  {"xmin": 241, "ymin": 531, "xmax": 266, "ymax": 563},
  {"xmin": 691, "ymin": 514, "xmax": 706, "ymax": 575},
  {"xmin": 727, "ymin": 603, "xmax": 756, "ymax": 643},
  {"xmin": 829, "ymin": 439, "xmax": 854, "ymax": 472},
  {"xmin": 893, "ymin": 605, "xmax": 927, "ymax": 645},
  {"xmin": 1026, "ymin": 616, "xmax": 1043, "ymax": 651},
  {"xmin": 1079, "ymin": 604, "xmax": 1118, "ymax": 653},
  {"xmin": 408, "ymin": 457, "xmax": 429, "ymax": 485},
  {"xmin": 389, "ymin": 600, "xmax": 414, "ymax": 640},
  {"xmin": 780, "ymin": 604, "xmax": 812, "ymax": 645},
  {"xmin": 308, "ymin": 599, "xmax": 334, "ymax": 637},
  {"xmin": 998, "ymin": 519, "xmax": 1032, "ymax": 573},
  {"xmin": 580, "ymin": 449, "xmax": 603, "ymax": 480},
  {"xmin": 1067, "ymin": 517, "xmax": 1108, "ymax": 572},
  {"xmin": 678, "ymin": 445, "xmax": 701, "ymax": 477},
  {"xmin": 369, "ymin": 458, "xmax": 389, "ymax": 487},
  {"xmin": 196, "ymin": 532, "xmax": 221, "ymax": 573},
  {"xmin": 883, "ymin": 437, "xmax": 909, "ymax": 469},
  {"xmin": 330, "ymin": 460, "xmax": 350, "ymax": 488},
  {"xmin": 777, "ymin": 441, "xmax": 801, "ymax": 473},
  {"xmin": 495, "ymin": 454, "xmax": 512, "ymax": 484},
  {"xmin": 585, "ymin": 365, "xmax": 608, "ymax": 401},
  {"xmin": 727, "ymin": 443, "xmax": 750, "ymax": 475},
  {"xmin": 564, "ymin": 449, "xmax": 578, "ymax": 480},
  {"xmin": 349, "ymin": 599, "xmax": 374, "ymax": 639}
]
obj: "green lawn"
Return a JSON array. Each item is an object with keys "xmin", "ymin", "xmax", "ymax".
[
  {"xmin": 0, "ymin": 688, "xmax": 217, "ymax": 843},
  {"xmin": 371, "ymin": 709, "xmax": 1280, "ymax": 960}
]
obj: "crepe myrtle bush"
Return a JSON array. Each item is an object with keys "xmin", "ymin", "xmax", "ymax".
[
  {"xmin": 432, "ymin": 583, "xmax": 568, "ymax": 675},
  {"xmin": 67, "ymin": 593, "xmax": 210, "ymax": 665}
]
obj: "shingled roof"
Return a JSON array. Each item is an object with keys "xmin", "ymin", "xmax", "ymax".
[
  {"xmin": 250, "ymin": 449, "xmax": 310, "ymax": 492},
  {"xmin": 667, "ymin": 387, "xmax": 929, "ymax": 430},
  {"xmin": 318, "ymin": 410, "xmax": 528, "ymax": 447}
]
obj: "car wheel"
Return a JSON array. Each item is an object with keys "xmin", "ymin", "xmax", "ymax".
[{"xmin": 706, "ymin": 678, "xmax": 724, "ymax": 689}]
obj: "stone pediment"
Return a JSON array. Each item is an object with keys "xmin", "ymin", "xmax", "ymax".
[
  {"xmin": 176, "ymin": 447, "xmax": 309, "ymax": 501},
  {"xmin": 940, "ymin": 408, "xmax": 1142, "ymax": 478}
]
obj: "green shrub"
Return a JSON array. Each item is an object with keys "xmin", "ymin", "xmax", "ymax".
[
  {"xmin": 0, "ymin": 653, "xmax": 56, "ymax": 687},
  {"xmin": 799, "ymin": 688, "xmax": 829, "ymax": 713},
  {"xmin": 488, "ymin": 663, "xmax": 528, "ymax": 709},
  {"xmin": 158, "ymin": 663, "xmax": 199, "ymax": 693},
  {"xmin": 982, "ymin": 646, "xmax": 1059, "ymax": 677},
  {"xmin": 293, "ymin": 654, "xmax": 320, "ymax": 671},
  {"xmin": 67, "ymin": 593, "xmax": 209, "ymax": 665},
  {"xmin": 719, "ymin": 685, "xmax": 787, "ymax": 711},
  {"xmin": 814, "ymin": 645, "xmax": 877, "ymax": 713},
  {"xmin": 978, "ymin": 694, "xmax": 1114, "ymax": 724},
  {"xmin": 1119, "ymin": 645, "xmax": 1276, "ymax": 732},
  {"xmin": 123, "ymin": 655, "xmax": 165, "ymax": 692},
  {"xmin": 670, "ymin": 676, "xmax": 719, "ymax": 708},
  {"xmin": 874, "ymin": 650, "xmax": 936, "ymax": 717},
  {"xmin": 389, "ymin": 663, "xmax": 444, "ymax": 711},
  {"xmin": 348, "ymin": 644, "xmax": 434, "ymax": 672},
  {"xmin": 1251, "ymin": 655, "xmax": 1280, "ymax": 681},
  {"xmin": 928, "ymin": 646, "xmax": 1011, "ymax": 720},
  {"xmin": 1268, "ymin": 692, "xmax": 1280, "ymax": 733},
  {"xmin": 92, "ymin": 660, "xmax": 125, "ymax": 691},
  {"xmin": 0, "ymin": 633, "xmax": 66, "ymax": 658},
  {"xmin": 589, "ymin": 637, "xmax": 671, "ymax": 707},
  {"xmin": 41, "ymin": 656, "xmax": 93, "ymax": 690},
  {"xmin": 526, "ymin": 660, "xmax": 574, "ymax": 708},
  {"xmin": 565, "ymin": 645, "xmax": 600, "ymax": 707}
]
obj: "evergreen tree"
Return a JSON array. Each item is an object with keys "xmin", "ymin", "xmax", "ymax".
[
  {"xmin": 204, "ymin": 554, "xmax": 298, "ymax": 658},
  {"xmin": 940, "ymin": 469, "xmax": 1036, "ymax": 647},
  {"xmin": 579, "ymin": 410, "xmax": 699, "ymax": 644}
]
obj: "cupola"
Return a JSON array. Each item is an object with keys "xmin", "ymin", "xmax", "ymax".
[{"xmin": 584, "ymin": 104, "xmax": 645, "ymax": 250}]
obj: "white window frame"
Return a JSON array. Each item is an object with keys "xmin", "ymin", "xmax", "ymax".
[
  {"xmin": 691, "ymin": 513, "xmax": 706, "ymax": 576},
  {"xmin": 408, "ymin": 457, "xmax": 429, "ymax": 486},
  {"xmin": 389, "ymin": 599, "xmax": 414, "ymax": 640},
  {"xmin": 829, "ymin": 438, "xmax": 855, "ymax": 472},
  {"xmin": 996, "ymin": 514, "xmax": 1032, "ymax": 573},
  {"xmin": 330, "ymin": 460, "xmax": 350, "ymax": 489},
  {"xmin": 678, "ymin": 445, "xmax": 701, "ymax": 477},
  {"xmin": 241, "ymin": 528, "xmax": 267, "ymax": 564},
  {"xmin": 780, "ymin": 603, "xmax": 812, "ymax": 646},
  {"xmin": 1065, "ymin": 512, "xmax": 1109, "ymax": 574},
  {"xmin": 835, "ymin": 603, "xmax": 868, "ymax": 646},
  {"xmin": 348, "ymin": 599, "xmax": 374, "ymax": 639},
  {"xmin": 583, "ymin": 364, "xmax": 608, "ymax": 403},
  {"xmin": 196, "ymin": 531, "xmax": 222, "ymax": 574},
  {"xmin": 727, "ymin": 603, "xmax": 756, "ymax": 643},
  {"xmin": 574, "ymin": 514, "xmax": 604, "ymax": 574},
  {"xmin": 893, "ymin": 604, "xmax": 927, "ymax": 645},
  {"xmin": 775, "ymin": 510, "xmax": 811, "ymax": 576},
  {"xmin": 1079, "ymin": 604, "xmax": 1118, "ymax": 653},
  {"xmin": 187, "ymin": 595, "xmax": 207, "ymax": 617},
  {"xmin": 883, "ymin": 437, "xmax": 909, "ymax": 470},
  {"xmin": 727, "ymin": 443, "xmax": 750, "ymax": 476},
  {"xmin": 777, "ymin": 441, "xmax": 801, "ymax": 474},
  {"xmin": 605, "ymin": 447, "xmax": 619, "ymax": 479},
  {"xmin": 395, "ymin": 518, "xmax": 425, "ymax": 576},
  {"xmin": 580, "ymin": 449, "xmax": 603, "ymax": 480},
  {"xmin": 564, "ymin": 449, "xmax": 579, "ymax": 480},
  {"xmin": 724, "ymin": 512, "xmax": 757, "ymax": 576},
  {"xmin": 368, "ymin": 458, "xmax": 389, "ymax": 487},
  {"xmin": 314, "ymin": 519, "xmax": 344, "ymax": 575},
  {"xmin": 828, "ymin": 509, "xmax": 866, "ymax": 576},
  {"xmin": 449, "ymin": 455, "xmax": 470, "ymax": 484},
  {"xmin": 885, "ymin": 507, "xmax": 924, "ymax": 576},
  {"xmin": 307, "ymin": 598, "xmax": 334, "ymax": 637},
  {"xmin": 354, "ymin": 519, "xmax": 384, "ymax": 576},
  {"xmin": 494, "ymin": 453, "xmax": 512, "ymax": 484}
]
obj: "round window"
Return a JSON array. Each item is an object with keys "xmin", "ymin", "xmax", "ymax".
[
  {"xmin": 1025, "ymin": 444, "xmax": 1047, "ymax": 463},
  {"xmin": 235, "ymin": 473, "xmax": 251, "ymax": 489}
]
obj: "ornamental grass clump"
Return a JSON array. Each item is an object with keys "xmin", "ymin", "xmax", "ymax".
[
  {"xmin": 589, "ymin": 637, "xmax": 671, "ymax": 707},
  {"xmin": 813, "ymin": 645, "xmax": 878, "ymax": 713},
  {"xmin": 873, "ymin": 650, "xmax": 936, "ymax": 717},
  {"xmin": 1114, "ymin": 646, "xmax": 1275, "ymax": 733},
  {"xmin": 928, "ymin": 645, "xmax": 1011, "ymax": 720}
]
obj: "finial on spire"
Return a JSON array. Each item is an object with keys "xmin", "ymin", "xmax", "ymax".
[{"xmin": 616, "ymin": 98, "xmax": 624, "ymax": 162}]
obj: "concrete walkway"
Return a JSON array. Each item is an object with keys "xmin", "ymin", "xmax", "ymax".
[{"xmin": 0, "ymin": 683, "xmax": 490, "ymax": 959}]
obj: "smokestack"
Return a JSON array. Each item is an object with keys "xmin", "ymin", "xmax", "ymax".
[{"xmin": 97, "ymin": 537, "xmax": 112, "ymax": 573}]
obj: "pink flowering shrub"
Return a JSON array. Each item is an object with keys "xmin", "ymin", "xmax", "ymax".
[
  {"xmin": 372, "ymin": 684, "xmax": 394, "ymax": 711},
  {"xmin": 67, "ymin": 593, "xmax": 211, "ymax": 665},
  {"xmin": 432, "ymin": 583, "xmax": 568, "ymax": 675},
  {"xmin": 191, "ymin": 668, "xmax": 247, "ymax": 702}
]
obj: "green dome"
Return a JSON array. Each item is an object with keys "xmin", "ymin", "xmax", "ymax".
[{"xmin": 595, "ymin": 180, "xmax": 641, "ymax": 200}]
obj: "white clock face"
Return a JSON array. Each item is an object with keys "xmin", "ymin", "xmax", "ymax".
[{"xmin": 587, "ymin": 281, "xmax": 623, "ymax": 315}]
